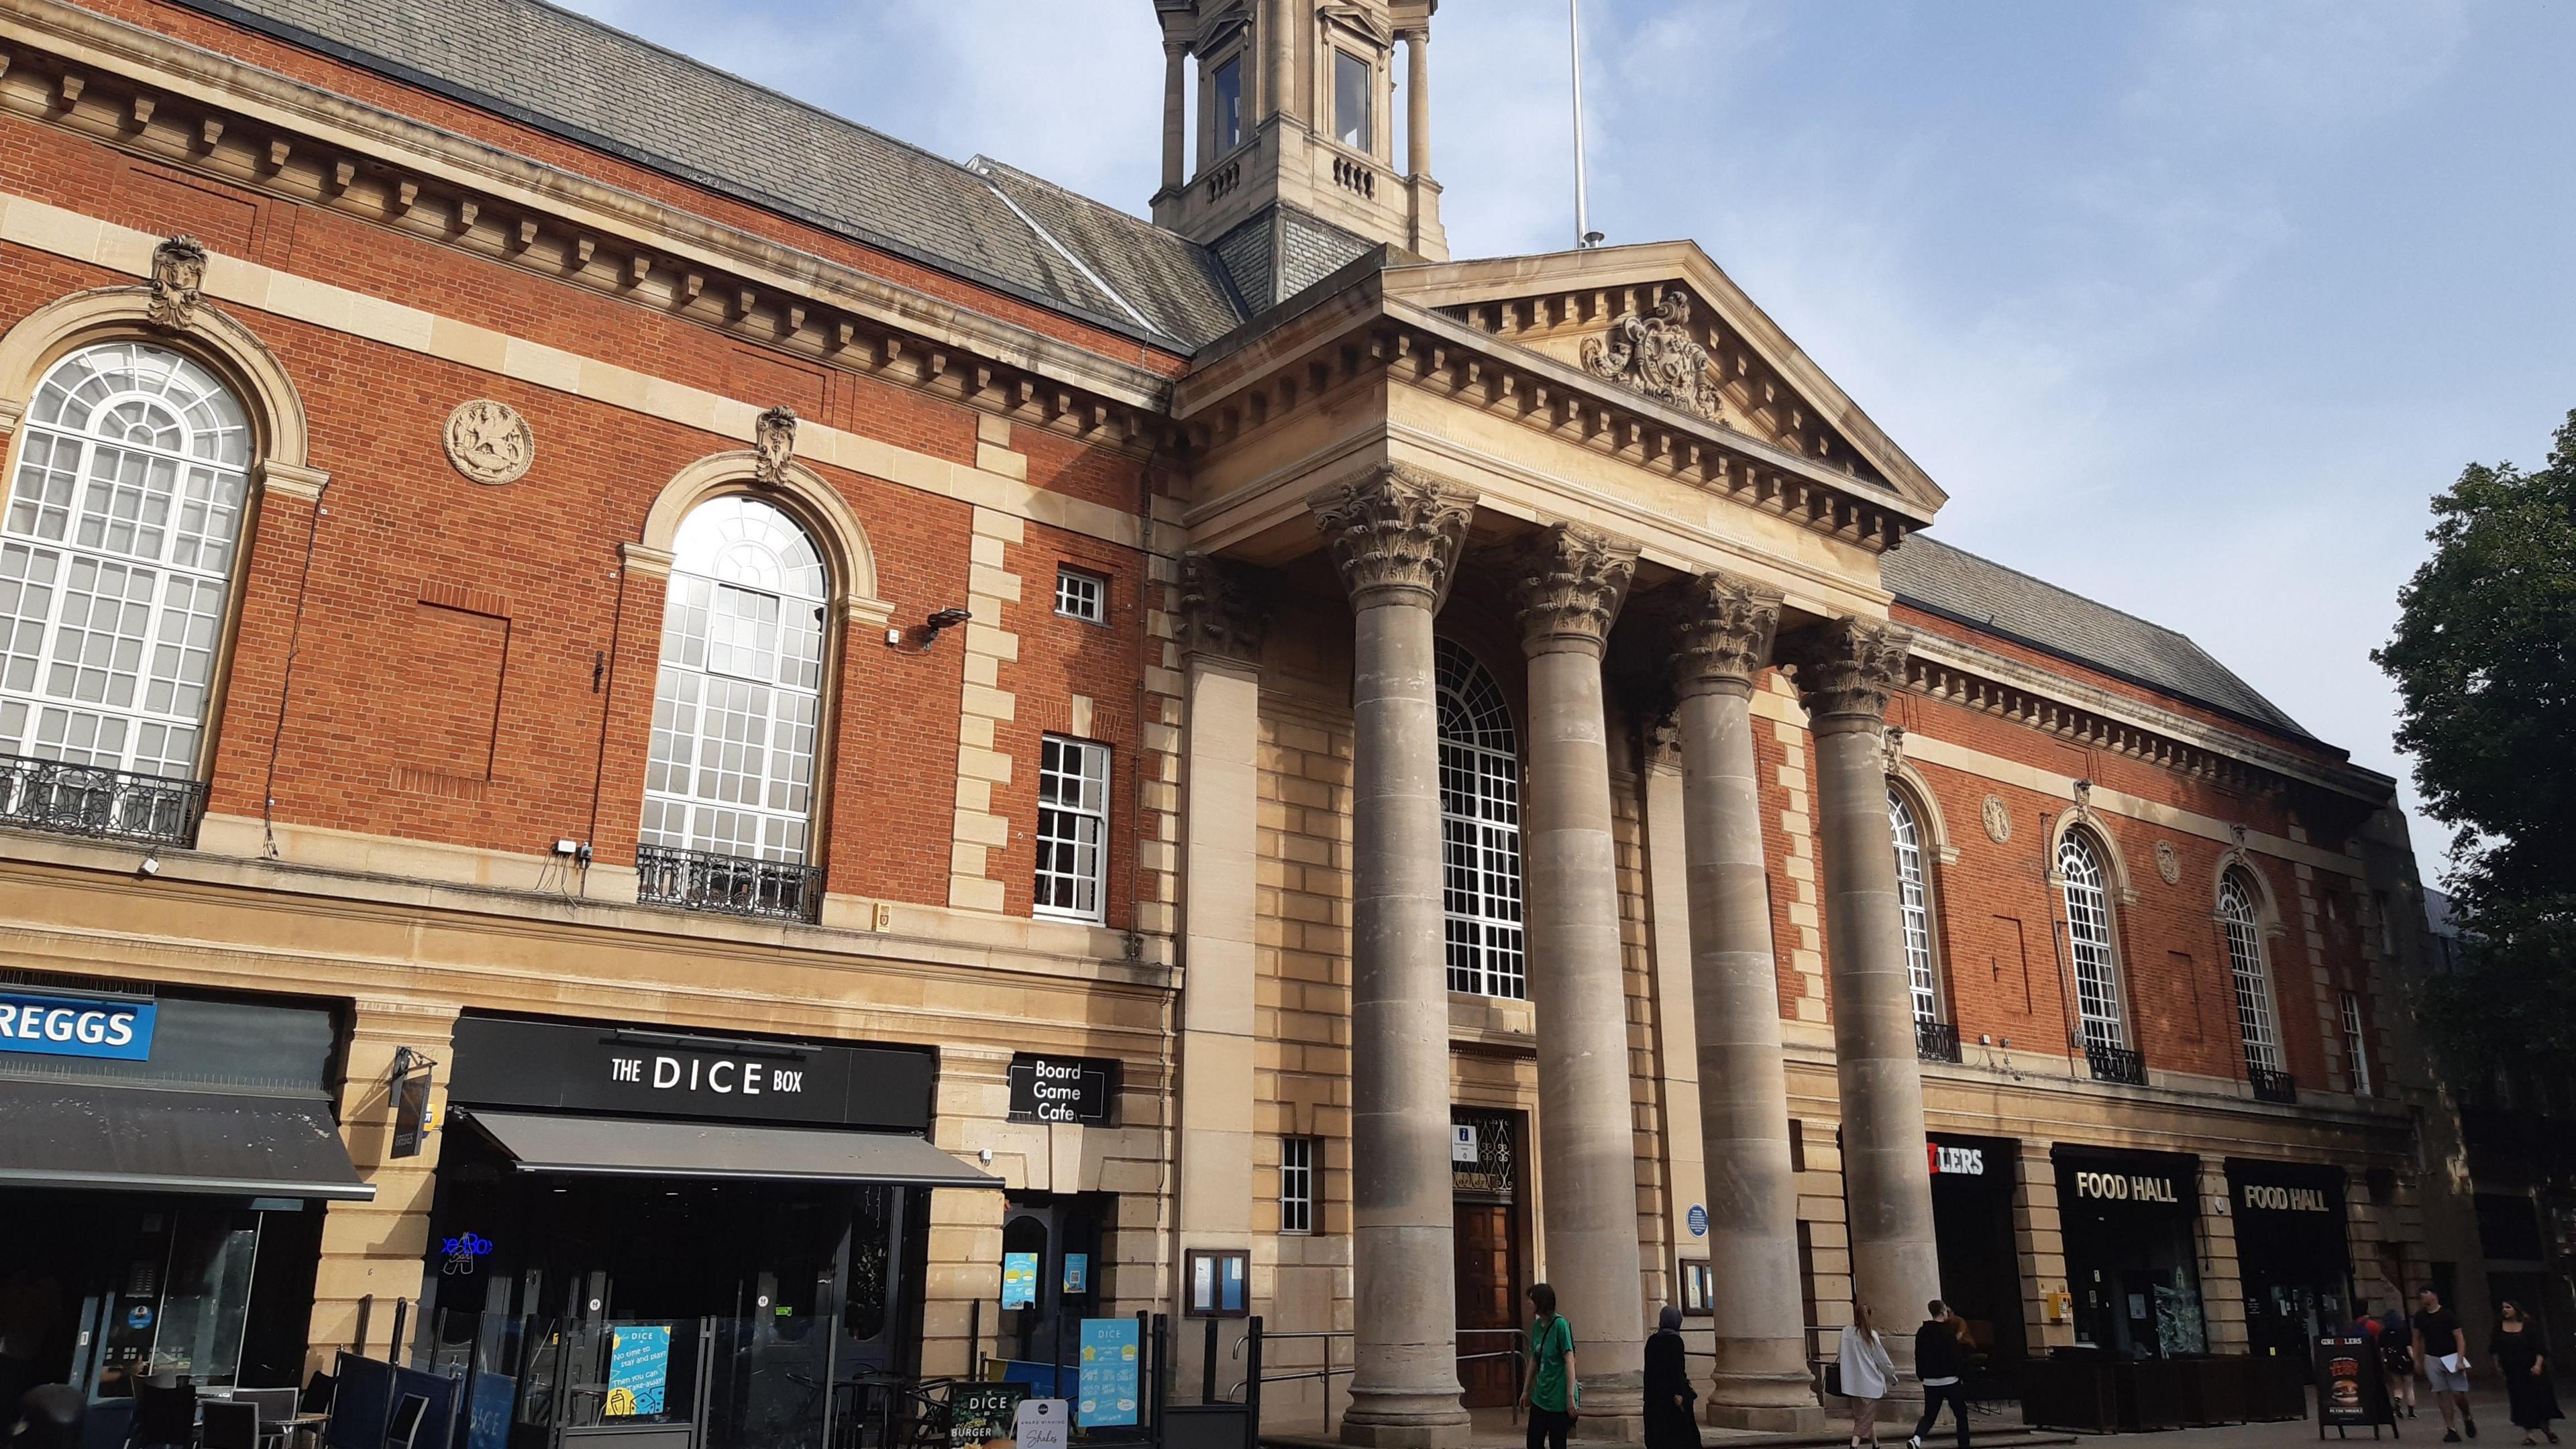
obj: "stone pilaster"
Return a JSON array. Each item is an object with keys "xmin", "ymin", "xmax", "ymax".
[
  {"xmin": 309, "ymin": 999, "xmax": 458, "ymax": 1371},
  {"xmin": 1309, "ymin": 466, "xmax": 1474, "ymax": 1448},
  {"xmin": 1511, "ymin": 524, "xmax": 1648, "ymax": 1439},
  {"xmin": 1785, "ymin": 619, "xmax": 1941, "ymax": 1378},
  {"xmin": 1670, "ymin": 576, "xmax": 1822, "ymax": 1430},
  {"xmin": 1174, "ymin": 553, "xmax": 1269, "ymax": 1330}
]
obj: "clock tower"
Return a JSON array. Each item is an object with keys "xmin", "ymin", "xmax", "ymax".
[{"xmin": 1150, "ymin": 1, "xmax": 1446, "ymax": 308}]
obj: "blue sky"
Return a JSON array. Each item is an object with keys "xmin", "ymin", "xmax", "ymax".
[{"xmin": 565, "ymin": 0, "xmax": 2575, "ymax": 878}]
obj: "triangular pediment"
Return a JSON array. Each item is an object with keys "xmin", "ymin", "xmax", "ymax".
[{"xmin": 1389, "ymin": 241, "xmax": 1947, "ymax": 517}]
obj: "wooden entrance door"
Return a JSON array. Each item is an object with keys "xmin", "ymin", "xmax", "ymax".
[{"xmin": 1454, "ymin": 1203, "xmax": 1521, "ymax": 1407}]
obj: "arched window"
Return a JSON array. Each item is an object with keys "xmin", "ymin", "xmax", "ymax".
[
  {"xmin": 1437, "ymin": 638, "xmax": 1523, "ymax": 1000},
  {"xmin": 2058, "ymin": 829, "xmax": 2126, "ymax": 1051},
  {"xmin": 639, "ymin": 494, "xmax": 827, "ymax": 863},
  {"xmin": 2220, "ymin": 871, "xmax": 2281, "ymax": 1073},
  {"xmin": 1889, "ymin": 786, "xmax": 1941, "ymax": 1024},
  {"xmin": 1, "ymin": 341, "xmax": 251, "ymax": 777}
]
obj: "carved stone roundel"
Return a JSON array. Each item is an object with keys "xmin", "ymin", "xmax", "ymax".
[
  {"xmin": 1981, "ymin": 794, "xmax": 2012, "ymax": 845},
  {"xmin": 443, "ymin": 400, "xmax": 534, "ymax": 485},
  {"xmin": 2155, "ymin": 840, "xmax": 2182, "ymax": 885}
]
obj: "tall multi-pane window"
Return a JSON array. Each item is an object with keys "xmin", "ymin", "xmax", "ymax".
[
  {"xmin": 639, "ymin": 495, "xmax": 826, "ymax": 862},
  {"xmin": 1889, "ymin": 787, "xmax": 1941, "ymax": 1024},
  {"xmin": 2058, "ymin": 830, "xmax": 2126, "ymax": 1050},
  {"xmin": 1, "ymin": 342, "xmax": 250, "ymax": 778},
  {"xmin": 2219, "ymin": 871, "xmax": 2282, "ymax": 1073},
  {"xmin": 1333, "ymin": 50, "xmax": 1371, "ymax": 150},
  {"xmin": 1036, "ymin": 735, "xmax": 1111, "ymax": 922},
  {"xmin": 1437, "ymin": 639, "xmax": 1523, "ymax": 999},
  {"xmin": 1211, "ymin": 57, "xmax": 1244, "ymax": 152},
  {"xmin": 2341, "ymin": 991, "xmax": 2374, "ymax": 1095},
  {"xmin": 1279, "ymin": 1136, "xmax": 1316, "ymax": 1235}
]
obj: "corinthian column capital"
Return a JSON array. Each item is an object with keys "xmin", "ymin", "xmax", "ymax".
[
  {"xmin": 1307, "ymin": 464, "xmax": 1477, "ymax": 610},
  {"xmin": 1671, "ymin": 572, "xmax": 1782, "ymax": 698},
  {"xmin": 1177, "ymin": 551, "xmax": 1272, "ymax": 663},
  {"xmin": 1510, "ymin": 522, "xmax": 1638, "ymax": 657},
  {"xmin": 1785, "ymin": 617, "xmax": 1914, "ymax": 728}
]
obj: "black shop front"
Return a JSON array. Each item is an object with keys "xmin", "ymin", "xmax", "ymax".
[
  {"xmin": 0, "ymin": 983, "xmax": 363, "ymax": 1420},
  {"xmin": 2224, "ymin": 1161, "xmax": 2351, "ymax": 1375},
  {"xmin": 419, "ymin": 1015, "xmax": 998, "ymax": 1449},
  {"xmin": 1927, "ymin": 1134, "xmax": 2027, "ymax": 1380},
  {"xmin": 2055, "ymin": 1149, "xmax": 2208, "ymax": 1360}
]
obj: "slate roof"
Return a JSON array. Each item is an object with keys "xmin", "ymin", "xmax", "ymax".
[
  {"xmin": 1884, "ymin": 535, "xmax": 2317, "ymax": 743},
  {"xmin": 170, "ymin": 0, "xmax": 1250, "ymax": 348}
]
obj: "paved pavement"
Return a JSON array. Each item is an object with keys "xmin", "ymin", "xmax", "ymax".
[{"xmin": 1264, "ymin": 1382, "xmax": 2555, "ymax": 1449}]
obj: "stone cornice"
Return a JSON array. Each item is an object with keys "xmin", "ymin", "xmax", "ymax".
[
  {"xmin": 1307, "ymin": 462, "xmax": 1474, "ymax": 609},
  {"xmin": 1509, "ymin": 521, "xmax": 1637, "ymax": 656},
  {"xmin": 1170, "ymin": 278, "xmax": 1928, "ymax": 555},
  {"xmin": 0, "ymin": 0, "xmax": 1183, "ymax": 450},
  {"xmin": 1670, "ymin": 571, "xmax": 1781, "ymax": 695},
  {"xmin": 1903, "ymin": 629, "xmax": 2394, "ymax": 806}
]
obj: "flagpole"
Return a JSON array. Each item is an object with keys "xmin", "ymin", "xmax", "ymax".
[{"xmin": 1570, "ymin": 0, "xmax": 1596, "ymax": 248}]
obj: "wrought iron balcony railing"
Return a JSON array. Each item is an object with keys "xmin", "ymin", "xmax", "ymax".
[
  {"xmin": 1915, "ymin": 1019, "xmax": 1963, "ymax": 1064},
  {"xmin": 2084, "ymin": 1041, "xmax": 2148, "ymax": 1086},
  {"xmin": 0, "ymin": 754, "xmax": 207, "ymax": 848},
  {"xmin": 2247, "ymin": 1064, "xmax": 2300, "ymax": 1105},
  {"xmin": 634, "ymin": 843, "xmax": 824, "ymax": 923}
]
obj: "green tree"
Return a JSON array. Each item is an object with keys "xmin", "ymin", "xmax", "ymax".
[{"xmin": 2374, "ymin": 410, "xmax": 2576, "ymax": 1079}]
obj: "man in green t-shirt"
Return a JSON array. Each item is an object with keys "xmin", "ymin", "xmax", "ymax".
[{"xmin": 1520, "ymin": 1282, "xmax": 1578, "ymax": 1449}]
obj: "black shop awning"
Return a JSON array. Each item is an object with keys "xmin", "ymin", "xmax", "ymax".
[
  {"xmin": 460, "ymin": 1110, "xmax": 1002, "ymax": 1188},
  {"xmin": 0, "ymin": 1079, "xmax": 374, "ymax": 1199}
]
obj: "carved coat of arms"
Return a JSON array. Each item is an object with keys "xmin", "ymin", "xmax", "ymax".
[
  {"xmin": 1579, "ymin": 290, "xmax": 1722, "ymax": 421},
  {"xmin": 753, "ymin": 405, "xmax": 798, "ymax": 485},
  {"xmin": 443, "ymin": 400, "xmax": 535, "ymax": 485},
  {"xmin": 147, "ymin": 235, "xmax": 209, "ymax": 332}
]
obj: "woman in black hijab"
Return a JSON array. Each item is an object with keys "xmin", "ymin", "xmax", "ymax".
[{"xmin": 1644, "ymin": 1304, "xmax": 1701, "ymax": 1449}]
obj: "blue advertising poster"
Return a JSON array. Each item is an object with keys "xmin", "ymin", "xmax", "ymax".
[
  {"xmin": 1002, "ymin": 1252, "xmax": 1039, "ymax": 1309},
  {"xmin": 1077, "ymin": 1318, "xmax": 1140, "ymax": 1428},
  {"xmin": 605, "ymin": 1325, "xmax": 671, "ymax": 1417},
  {"xmin": 0, "ymin": 991, "xmax": 154, "ymax": 1060},
  {"xmin": 1061, "ymin": 1252, "xmax": 1088, "ymax": 1295}
]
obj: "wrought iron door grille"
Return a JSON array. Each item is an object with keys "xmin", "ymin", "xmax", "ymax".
[
  {"xmin": 0, "ymin": 755, "xmax": 207, "ymax": 847},
  {"xmin": 2247, "ymin": 1065, "xmax": 2300, "ymax": 1104},
  {"xmin": 2084, "ymin": 1042, "xmax": 2147, "ymax": 1086},
  {"xmin": 634, "ymin": 843, "xmax": 824, "ymax": 922},
  {"xmin": 1915, "ymin": 1020, "xmax": 1963, "ymax": 1063}
]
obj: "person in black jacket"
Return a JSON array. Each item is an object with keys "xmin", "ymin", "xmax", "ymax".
[{"xmin": 1909, "ymin": 1300, "xmax": 1972, "ymax": 1449}]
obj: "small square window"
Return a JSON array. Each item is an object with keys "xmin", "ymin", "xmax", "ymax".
[
  {"xmin": 1055, "ymin": 568, "xmax": 1106, "ymax": 625},
  {"xmin": 1281, "ymin": 1136, "xmax": 1317, "ymax": 1234}
]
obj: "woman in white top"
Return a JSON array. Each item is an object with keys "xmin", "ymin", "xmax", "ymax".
[{"xmin": 1837, "ymin": 1301, "xmax": 1898, "ymax": 1449}]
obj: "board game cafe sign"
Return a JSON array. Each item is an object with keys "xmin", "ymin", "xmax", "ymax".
[{"xmin": 2072, "ymin": 1168, "xmax": 2182, "ymax": 1203}]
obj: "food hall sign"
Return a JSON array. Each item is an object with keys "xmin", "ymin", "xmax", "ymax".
[
  {"xmin": 2242, "ymin": 1183, "xmax": 2333, "ymax": 1213},
  {"xmin": 1008, "ymin": 1055, "xmax": 1116, "ymax": 1125},
  {"xmin": 2072, "ymin": 1169, "xmax": 2182, "ymax": 1203}
]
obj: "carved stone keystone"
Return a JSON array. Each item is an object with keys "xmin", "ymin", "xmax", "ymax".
[
  {"xmin": 753, "ymin": 405, "xmax": 798, "ymax": 486},
  {"xmin": 147, "ymin": 235, "xmax": 207, "ymax": 332}
]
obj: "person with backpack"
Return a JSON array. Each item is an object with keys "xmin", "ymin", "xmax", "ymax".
[
  {"xmin": 1909, "ymin": 1300, "xmax": 1972, "ymax": 1449},
  {"xmin": 1520, "ymin": 1283, "xmax": 1578, "ymax": 1449},
  {"xmin": 2382, "ymin": 1300, "xmax": 2420, "ymax": 1419}
]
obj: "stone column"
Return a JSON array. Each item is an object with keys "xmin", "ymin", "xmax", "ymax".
[
  {"xmin": 1310, "ymin": 466, "xmax": 1476, "ymax": 1449},
  {"xmin": 1266, "ymin": 0, "xmax": 1296, "ymax": 124},
  {"xmin": 1670, "ymin": 576, "xmax": 1823, "ymax": 1431},
  {"xmin": 1511, "ymin": 524, "xmax": 1648, "ymax": 1438},
  {"xmin": 309, "ymin": 998, "xmax": 458, "ymax": 1373},
  {"xmin": 1403, "ymin": 28, "xmax": 1432, "ymax": 177},
  {"xmin": 1786, "ymin": 619, "xmax": 1941, "ymax": 1375},
  {"xmin": 1161, "ymin": 39, "xmax": 1190, "ymax": 194},
  {"xmin": 1173, "ymin": 555, "xmax": 1271, "ymax": 1342}
]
